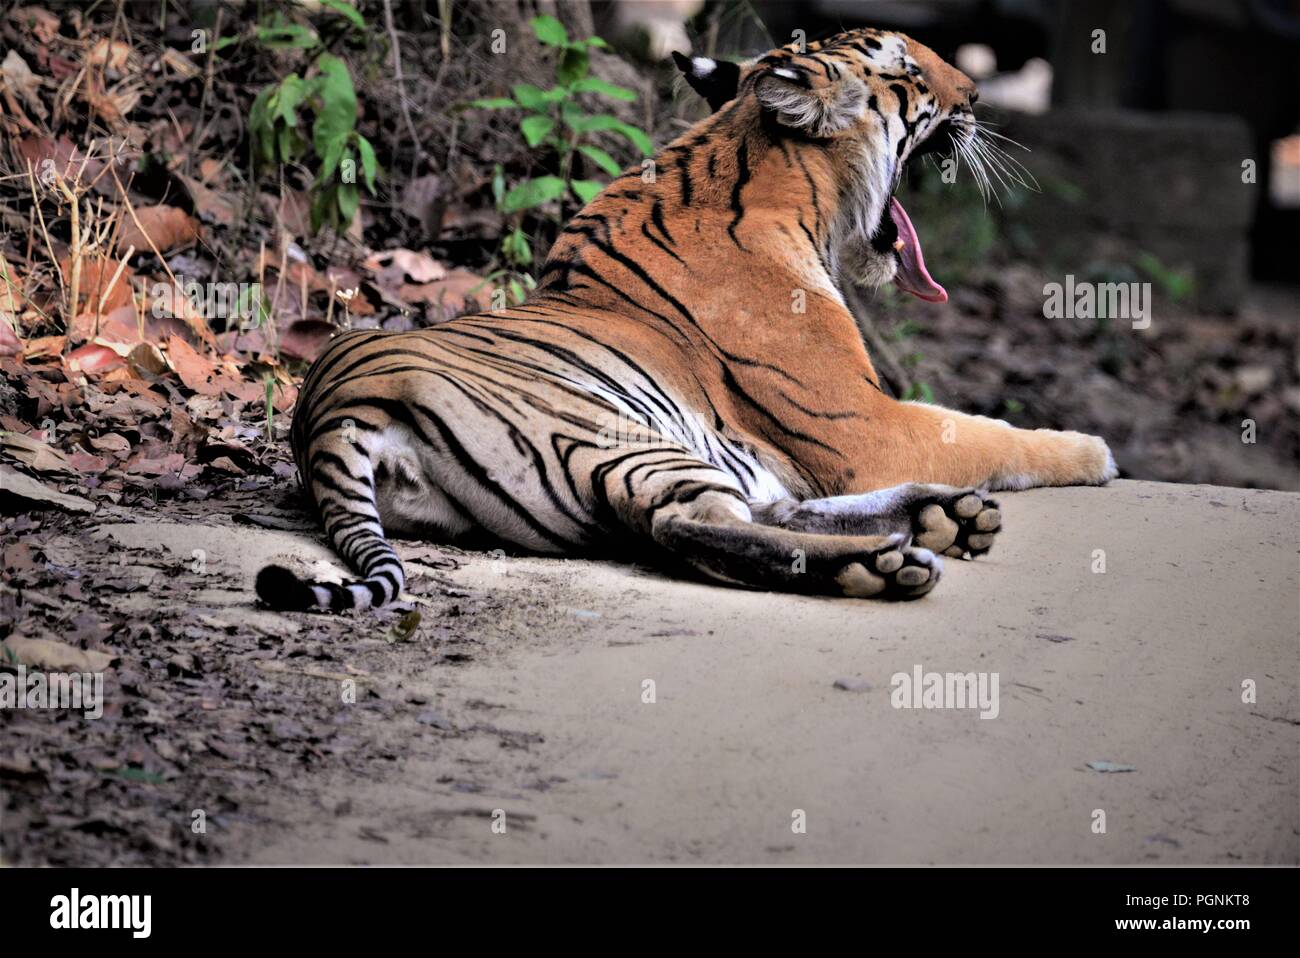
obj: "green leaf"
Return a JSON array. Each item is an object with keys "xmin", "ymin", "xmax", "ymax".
[
  {"xmin": 255, "ymin": 83, "xmax": 276, "ymax": 131},
  {"xmin": 355, "ymin": 134, "xmax": 377, "ymax": 193},
  {"xmin": 558, "ymin": 99, "xmax": 584, "ymax": 125},
  {"xmin": 502, "ymin": 227, "xmax": 533, "ymax": 267},
  {"xmin": 319, "ymin": 0, "xmax": 365, "ymax": 30},
  {"xmin": 565, "ymin": 114, "xmax": 653, "ymax": 156},
  {"xmin": 570, "ymin": 77, "xmax": 637, "ymax": 102},
  {"xmin": 468, "ymin": 97, "xmax": 518, "ymax": 110},
  {"xmin": 583, "ymin": 36, "xmax": 609, "ymax": 48},
  {"xmin": 502, "ymin": 175, "xmax": 566, "ymax": 213},
  {"xmin": 531, "ymin": 14, "xmax": 568, "ymax": 46},
  {"xmin": 277, "ymin": 124, "xmax": 294, "ymax": 164},
  {"xmin": 577, "ymin": 144, "xmax": 621, "ymax": 177},
  {"xmin": 511, "ymin": 83, "xmax": 565, "ymax": 110},
  {"xmin": 311, "ymin": 53, "xmax": 358, "ymax": 160},
  {"xmin": 511, "ymin": 83, "xmax": 546, "ymax": 110},
  {"xmin": 902, "ymin": 382, "xmax": 935, "ymax": 403},
  {"xmin": 310, "ymin": 188, "xmax": 330, "ymax": 233},
  {"xmin": 255, "ymin": 22, "xmax": 318, "ymax": 50},
  {"xmin": 271, "ymin": 74, "xmax": 308, "ymax": 127},
  {"xmin": 387, "ymin": 609, "xmax": 421, "ymax": 643},
  {"xmin": 337, "ymin": 180, "xmax": 360, "ymax": 225},
  {"xmin": 318, "ymin": 134, "xmax": 345, "ymax": 182},
  {"xmin": 491, "ymin": 164, "xmax": 506, "ymax": 207},
  {"xmin": 520, "ymin": 115, "xmax": 556, "ymax": 147},
  {"xmin": 557, "ymin": 46, "xmax": 589, "ymax": 85},
  {"xmin": 571, "ymin": 179, "xmax": 603, "ymax": 204}
]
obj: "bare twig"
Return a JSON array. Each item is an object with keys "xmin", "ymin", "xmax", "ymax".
[
  {"xmin": 189, "ymin": 6, "xmax": 224, "ymax": 180},
  {"xmin": 383, "ymin": 0, "xmax": 428, "ymax": 176},
  {"xmin": 25, "ymin": 161, "xmax": 66, "ymax": 310},
  {"xmin": 438, "ymin": 0, "xmax": 452, "ymax": 60},
  {"xmin": 96, "ymin": 244, "xmax": 135, "ymax": 328},
  {"xmin": 109, "ymin": 164, "xmax": 179, "ymax": 293},
  {"xmin": 52, "ymin": 176, "xmax": 81, "ymax": 323}
]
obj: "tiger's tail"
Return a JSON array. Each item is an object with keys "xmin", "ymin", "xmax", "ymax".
[{"xmin": 255, "ymin": 401, "xmax": 406, "ymax": 613}]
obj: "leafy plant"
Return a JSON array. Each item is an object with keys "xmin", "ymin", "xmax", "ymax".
[
  {"xmin": 902, "ymin": 382, "xmax": 936, "ymax": 403},
  {"xmin": 467, "ymin": 15, "xmax": 653, "ymax": 300},
  {"xmin": 480, "ymin": 163, "xmax": 538, "ymax": 306},
  {"xmin": 1135, "ymin": 250, "xmax": 1195, "ymax": 305},
  {"xmin": 245, "ymin": 7, "xmax": 377, "ymax": 233}
]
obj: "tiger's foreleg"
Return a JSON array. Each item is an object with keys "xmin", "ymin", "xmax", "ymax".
[
  {"xmin": 751, "ymin": 483, "xmax": 1002, "ymax": 559},
  {"xmin": 857, "ymin": 400, "xmax": 1117, "ymax": 492},
  {"xmin": 596, "ymin": 454, "xmax": 942, "ymax": 598}
]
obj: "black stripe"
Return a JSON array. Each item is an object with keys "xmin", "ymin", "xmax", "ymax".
[
  {"xmin": 650, "ymin": 200, "xmax": 675, "ymax": 245},
  {"xmin": 641, "ymin": 222, "xmax": 685, "ymax": 264},
  {"xmin": 726, "ymin": 137, "xmax": 751, "ymax": 250}
]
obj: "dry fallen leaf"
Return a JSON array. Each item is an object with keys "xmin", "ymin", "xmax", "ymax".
[
  {"xmin": 254, "ymin": 660, "xmax": 369, "ymax": 684},
  {"xmin": 117, "ymin": 205, "xmax": 200, "ymax": 256},
  {"xmin": 363, "ymin": 247, "xmax": 447, "ymax": 286},
  {"xmin": 165, "ymin": 334, "xmax": 239, "ymax": 397},
  {"xmin": 0, "ymin": 465, "xmax": 95, "ymax": 513},
  {"xmin": 177, "ymin": 173, "xmax": 237, "ymax": 227},
  {"xmin": 69, "ymin": 305, "xmax": 141, "ymax": 347},
  {"xmin": 1, "ymin": 635, "xmax": 114, "ymax": 671},
  {"xmin": 278, "ymin": 319, "xmax": 337, "ymax": 362},
  {"xmin": 21, "ymin": 334, "xmax": 65, "ymax": 361},
  {"xmin": 60, "ymin": 254, "xmax": 136, "ymax": 315},
  {"xmin": 157, "ymin": 47, "xmax": 201, "ymax": 80},
  {"xmin": 1, "ymin": 49, "xmax": 47, "ymax": 121},
  {"xmin": 400, "ymin": 269, "xmax": 493, "ymax": 320},
  {"xmin": 0, "ymin": 319, "xmax": 21, "ymax": 358},
  {"xmin": 8, "ymin": 6, "xmax": 60, "ymax": 46},
  {"xmin": 88, "ymin": 433, "xmax": 131, "ymax": 456},
  {"xmin": 65, "ymin": 342, "xmax": 126, "ymax": 376},
  {"xmin": 87, "ymin": 37, "xmax": 133, "ymax": 71},
  {"xmin": 127, "ymin": 341, "xmax": 168, "ymax": 377},
  {"xmin": 1, "ymin": 431, "xmax": 74, "ymax": 474}
]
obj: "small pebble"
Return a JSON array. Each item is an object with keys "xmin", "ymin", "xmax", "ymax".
[
  {"xmin": 833, "ymin": 677, "xmax": 872, "ymax": 692},
  {"xmin": 416, "ymin": 710, "xmax": 452, "ymax": 729}
]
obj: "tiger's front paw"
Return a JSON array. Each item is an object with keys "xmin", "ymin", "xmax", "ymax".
[
  {"xmin": 911, "ymin": 488, "xmax": 1002, "ymax": 559},
  {"xmin": 1053, "ymin": 430, "xmax": 1118, "ymax": 486},
  {"xmin": 996, "ymin": 430, "xmax": 1118, "ymax": 490}
]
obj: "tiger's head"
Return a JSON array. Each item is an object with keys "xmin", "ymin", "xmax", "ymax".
[{"xmin": 674, "ymin": 29, "xmax": 998, "ymax": 303}]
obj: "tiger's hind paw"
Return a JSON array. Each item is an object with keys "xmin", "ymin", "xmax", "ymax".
[
  {"xmin": 911, "ymin": 488, "xmax": 1002, "ymax": 559},
  {"xmin": 836, "ymin": 538, "xmax": 942, "ymax": 600}
]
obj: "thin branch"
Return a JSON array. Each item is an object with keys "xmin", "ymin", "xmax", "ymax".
[{"xmin": 382, "ymin": 0, "xmax": 428, "ymax": 177}]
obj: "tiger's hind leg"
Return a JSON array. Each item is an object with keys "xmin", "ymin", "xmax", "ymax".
[
  {"xmin": 751, "ymin": 483, "xmax": 1002, "ymax": 559},
  {"xmin": 593, "ymin": 457, "xmax": 942, "ymax": 598}
]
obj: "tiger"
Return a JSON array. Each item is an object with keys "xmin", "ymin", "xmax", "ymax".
[{"xmin": 255, "ymin": 27, "xmax": 1117, "ymax": 613}]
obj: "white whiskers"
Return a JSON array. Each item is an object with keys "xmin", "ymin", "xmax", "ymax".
[{"xmin": 950, "ymin": 116, "xmax": 1040, "ymax": 206}]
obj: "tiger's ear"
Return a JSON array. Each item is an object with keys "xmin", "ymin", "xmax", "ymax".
[
  {"xmin": 754, "ymin": 65, "xmax": 867, "ymax": 136},
  {"xmin": 672, "ymin": 51, "xmax": 742, "ymax": 112}
]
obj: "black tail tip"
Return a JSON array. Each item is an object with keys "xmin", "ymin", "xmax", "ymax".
[{"xmin": 255, "ymin": 564, "xmax": 318, "ymax": 611}]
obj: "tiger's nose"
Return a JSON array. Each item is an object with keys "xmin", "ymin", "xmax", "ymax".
[{"xmin": 966, "ymin": 86, "xmax": 979, "ymax": 105}]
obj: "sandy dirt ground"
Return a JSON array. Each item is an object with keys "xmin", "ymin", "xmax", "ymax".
[{"xmin": 51, "ymin": 478, "xmax": 1288, "ymax": 866}]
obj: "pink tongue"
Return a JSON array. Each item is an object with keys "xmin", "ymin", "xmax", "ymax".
[{"xmin": 889, "ymin": 197, "xmax": 947, "ymax": 303}]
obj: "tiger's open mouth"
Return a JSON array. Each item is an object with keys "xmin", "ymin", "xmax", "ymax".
[{"xmin": 869, "ymin": 120, "xmax": 962, "ymax": 304}]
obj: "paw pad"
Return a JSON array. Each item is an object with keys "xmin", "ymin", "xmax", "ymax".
[
  {"xmin": 911, "ymin": 489, "xmax": 1002, "ymax": 559},
  {"xmin": 836, "ymin": 544, "xmax": 941, "ymax": 600}
]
